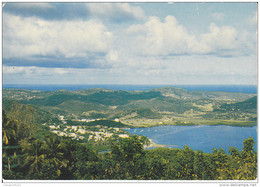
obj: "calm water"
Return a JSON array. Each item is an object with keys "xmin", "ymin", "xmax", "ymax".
[
  {"xmin": 2, "ymin": 84, "xmax": 257, "ymax": 93},
  {"xmin": 126, "ymin": 125, "xmax": 257, "ymax": 153}
]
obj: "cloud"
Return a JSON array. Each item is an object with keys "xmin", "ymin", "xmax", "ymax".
[
  {"xmin": 3, "ymin": 66, "xmax": 27, "ymax": 74},
  {"xmin": 7, "ymin": 66, "xmax": 68, "ymax": 75},
  {"xmin": 198, "ymin": 23, "xmax": 238, "ymax": 54},
  {"xmin": 127, "ymin": 16, "xmax": 197, "ymax": 56},
  {"xmin": 2, "ymin": 3, "xmax": 257, "ymax": 85},
  {"xmin": 3, "ymin": 13, "xmax": 113, "ymax": 68},
  {"xmin": 3, "ymin": 53, "xmax": 257, "ymax": 85},
  {"xmin": 211, "ymin": 12, "xmax": 225, "ymax": 21},
  {"xmin": 126, "ymin": 15, "xmax": 253, "ymax": 57},
  {"xmin": 3, "ymin": 65, "xmax": 71, "ymax": 84},
  {"xmin": 3, "ymin": 3, "xmax": 90, "ymax": 20},
  {"xmin": 86, "ymin": 3, "xmax": 146, "ymax": 22},
  {"xmin": 3, "ymin": 56, "xmax": 112, "ymax": 69},
  {"xmin": 4, "ymin": 2, "xmax": 53, "ymax": 10},
  {"xmin": 199, "ymin": 23, "xmax": 256, "ymax": 56},
  {"xmin": 3, "ymin": 2, "xmax": 146, "ymax": 22},
  {"xmin": 106, "ymin": 50, "xmax": 119, "ymax": 62}
]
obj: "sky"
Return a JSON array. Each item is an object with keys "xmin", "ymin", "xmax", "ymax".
[{"xmin": 2, "ymin": 2, "xmax": 257, "ymax": 85}]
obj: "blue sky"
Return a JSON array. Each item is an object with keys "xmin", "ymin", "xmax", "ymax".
[{"xmin": 3, "ymin": 2, "xmax": 257, "ymax": 85}]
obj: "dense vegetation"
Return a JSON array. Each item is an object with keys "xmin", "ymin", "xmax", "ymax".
[
  {"xmin": 218, "ymin": 96, "xmax": 257, "ymax": 113},
  {"xmin": 3, "ymin": 87, "xmax": 257, "ymax": 127},
  {"xmin": 2, "ymin": 109, "xmax": 257, "ymax": 180},
  {"xmin": 2, "ymin": 87, "xmax": 257, "ymax": 180},
  {"xmin": 15, "ymin": 90, "xmax": 162, "ymax": 106}
]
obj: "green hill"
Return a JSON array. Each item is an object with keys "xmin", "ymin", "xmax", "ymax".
[
  {"xmin": 2, "ymin": 87, "xmax": 257, "ymax": 127},
  {"xmin": 57, "ymin": 100, "xmax": 108, "ymax": 114},
  {"xmin": 20, "ymin": 89, "xmax": 162, "ymax": 106},
  {"xmin": 218, "ymin": 96, "xmax": 257, "ymax": 113},
  {"xmin": 2, "ymin": 99, "xmax": 52, "ymax": 124}
]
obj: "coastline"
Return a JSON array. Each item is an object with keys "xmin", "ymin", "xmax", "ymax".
[
  {"xmin": 144, "ymin": 138, "xmax": 166, "ymax": 149},
  {"xmin": 128, "ymin": 121, "xmax": 257, "ymax": 129},
  {"xmin": 3, "ymin": 84, "xmax": 257, "ymax": 93}
]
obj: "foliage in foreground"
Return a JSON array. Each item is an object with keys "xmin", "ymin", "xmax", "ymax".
[{"xmin": 2, "ymin": 111, "xmax": 257, "ymax": 180}]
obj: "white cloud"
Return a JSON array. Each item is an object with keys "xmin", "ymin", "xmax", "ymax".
[
  {"xmin": 3, "ymin": 65, "xmax": 68, "ymax": 76},
  {"xmin": 198, "ymin": 23, "xmax": 238, "ymax": 54},
  {"xmin": 86, "ymin": 3, "xmax": 146, "ymax": 21},
  {"xmin": 3, "ymin": 13, "xmax": 113, "ymax": 59},
  {"xmin": 126, "ymin": 15, "xmax": 252, "ymax": 57},
  {"xmin": 2, "ymin": 3, "xmax": 257, "ymax": 85},
  {"xmin": 3, "ymin": 53, "xmax": 257, "ymax": 85},
  {"xmin": 3, "ymin": 66, "xmax": 27, "ymax": 74},
  {"xmin": 106, "ymin": 50, "xmax": 119, "ymax": 62},
  {"xmin": 126, "ymin": 16, "xmax": 197, "ymax": 56}
]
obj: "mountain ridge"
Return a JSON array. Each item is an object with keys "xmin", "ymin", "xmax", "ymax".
[{"xmin": 3, "ymin": 86, "xmax": 257, "ymax": 127}]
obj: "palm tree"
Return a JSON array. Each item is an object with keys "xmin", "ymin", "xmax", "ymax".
[
  {"xmin": 43, "ymin": 135, "xmax": 68, "ymax": 176},
  {"xmin": 2, "ymin": 110, "xmax": 32, "ymax": 146},
  {"xmin": 43, "ymin": 135, "xmax": 63, "ymax": 158},
  {"xmin": 22, "ymin": 139, "xmax": 45, "ymax": 174},
  {"xmin": 2, "ymin": 111, "xmax": 17, "ymax": 146}
]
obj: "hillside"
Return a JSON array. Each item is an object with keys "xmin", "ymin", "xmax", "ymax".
[
  {"xmin": 218, "ymin": 96, "xmax": 257, "ymax": 113},
  {"xmin": 2, "ymin": 99, "xmax": 52, "ymax": 124},
  {"xmin": 2, "ymin": 87, "xmax": 257, "ymax": 127}
]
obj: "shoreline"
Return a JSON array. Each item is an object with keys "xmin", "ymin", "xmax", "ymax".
[
  {"xmin": 3, "ymin": 84, "xmax": 257, "ymax": 94},
  {"xmin": 144, "ymin": 138, "xmax": 166, "ymax": 149},
  {"xmin": 128, "ymin": 121, "xmax": 257, "ymax": 129}
]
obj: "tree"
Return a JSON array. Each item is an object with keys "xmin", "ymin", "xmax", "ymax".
[
  {"xmin": 211, "ymin": 148, "xmax": 228, "ymax": 180},
  {"xmin": 148, "ymin": 155, "xmax": 167, "ymax": 179},
  {"xmin": 225, "ymin": 147, "xmax": 243, "ymax": 180},
  {"xmin": 111, "ymin": 135, "xmax": 146, "ymax": 179},
  {"xmin": 242, "ymin": 137, "xmax": 255, "ymax": 159},
  {"xmin": 193, "ymin": 150, "xmax": 206, "ymax": 180},
  {"xmin": 216, "ymin": 138, "xmax": 257, "ymax": 180},
  {"xmin": 2, "ymin": 111, "xmax": 17, "ymax": 146},
  {"xmin": 139, "ymin": 136, "xmax": 151, "ymax": 147},
  {"xmin": 229, "ymin": 147, "xmax": 240, "ymax": 158},
  {"xmin": 43, "ymin": 135, "xmax": 69, "ymax": 177},
  {"xmin": 21, "ymin": 139, "xmax": 45, "ymax": 174},
  {"xmin": 73, "ymin": 143, "xmax": 100, "ymax": 179},
  {"xmin": 58, "ymin": 138, "xmax": 79, "ymax": 179},
  {"xmin": 175, "ymin": 146, "xmax": 195, "ymax": 180},
  {"xmin": 240, "ymin": 137, "xmax": 257, "ymax": 180}
]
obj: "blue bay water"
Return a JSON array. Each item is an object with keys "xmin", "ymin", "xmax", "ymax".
[
  {"xmin": 125, "ymin": 125, "xmax": 257, "ymax": 153},
  {"xmin": 2, "ymin": 84, "xmax": 257, "ymax": 93}
]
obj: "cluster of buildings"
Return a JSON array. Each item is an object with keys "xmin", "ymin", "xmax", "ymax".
[{"xmin": 44, "ymin": 115, "xmax": 129, "ymax": 142}]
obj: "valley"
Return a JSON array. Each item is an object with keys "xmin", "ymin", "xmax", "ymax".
[
  {"xmin": 2, "ymin": 86, "xmax": 257, "ymax": 147},
  {"xmin": 3, "ymin": 87, "xmax": 257, "ymax": 129}
]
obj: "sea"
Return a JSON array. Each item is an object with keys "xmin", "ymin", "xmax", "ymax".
[
  {"xmin": 2, "ymin": 84, "xmax": 258, "ymax": 93},
  {"xmin": 126, "ymin": 125, "xmax": 257, "ymax": 153}
]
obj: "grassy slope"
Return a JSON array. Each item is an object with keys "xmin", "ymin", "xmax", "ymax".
[
  {"xmin": 218, "ymin": 96, "xmax": 257, "ymax": 113},
  {"xmin": 2, "ymin": 87, "xmax": 257, "ymax": 127}
]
